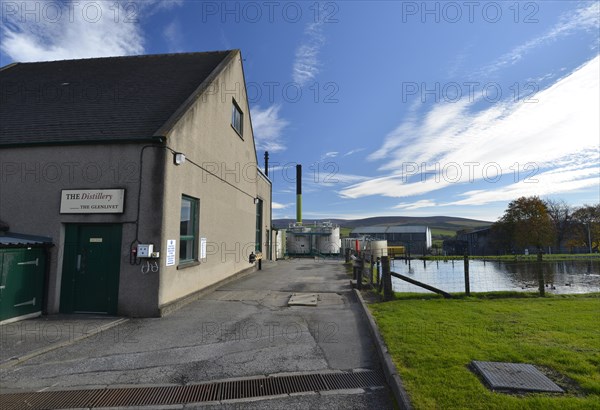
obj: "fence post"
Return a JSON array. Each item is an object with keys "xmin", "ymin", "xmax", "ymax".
[
  {"xmin": 537, "ymin": 250, "xmax": 545, "ymax": 296},
  {"xmin": 382, "ymin": 256, "xmax": 392, "ymax": 301},
  {"xmin": 345, "ymin": 248, "xmax": 350, "ymax": 263},
  {"xmin": 357, "ymin": 254, "xmax": 364, "ymax": 290},
  {"xmin": 463, "ymin": 252, "xmax": 470, "ymax": 296}
]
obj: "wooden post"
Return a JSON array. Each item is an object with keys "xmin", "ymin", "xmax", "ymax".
[
  {"xmin": 345, "ymin": 248, "xmax": 350, "ymax": 263},
  {"xmin": 463, "ymin": 252, "xmax": 470, "ymax": 296},
  {"xmin": 382, "ymin": 256, "xmax": 392, "ymax": 301},
  {"xmin": 537, "ymin": 250, "xmax": 545, "ymax": 296}
]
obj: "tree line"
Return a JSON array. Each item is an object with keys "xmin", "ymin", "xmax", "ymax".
[{"xmin": 490, "ymin": 196, "xmax": 600, "ymax": 254}]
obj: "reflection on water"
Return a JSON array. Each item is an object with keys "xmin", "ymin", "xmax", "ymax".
[{"xmin": 390, "ymin": 259, "xmax": 600, "ymax": 294}]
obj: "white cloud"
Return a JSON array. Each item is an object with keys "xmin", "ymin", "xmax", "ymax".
[
  {"xmin": 0, "ymin": 1, "xmax": 153, "ymax": 62},
  {"xmin": 343, "ymin": 148, "xmax": 365, "ymax": 157},
  {"xmin": 447, "ymin": 165, "xmax": 600, "ymax": 206},
  {"xmin": 292, "ymin": 21, "xmax": 325, "ymax": 86},
  {"xmin": 322, "ymin": 151, "xmax": 338, "ymax": 159},
  {"xmin": 340, "ymin": 55, "xmax": 600, "ymax": 202},
  {"xmin": 394, "ymin": 200, "xmax": 438, "ymax": 210},
  {"xmin": 480, "ymin": 2, "xmax": 599, "ymax": 75},
  {"xmin": 272, "ymin": 202, "xmax": 292, "ymax": 210},
  {"xmin": 148, "ymin": 0, "xmax": 184, "ymax": 12},
  {"xmin": 163, "ymin": 19, "xmax": 183, "ymax": 52},
  {"xmin": 250, "ymin": 104, "xmax": 289, "ymax": 152},
  {"xmin": 317, "ymin": 173, "xmax": 370, "ymax": 187}
]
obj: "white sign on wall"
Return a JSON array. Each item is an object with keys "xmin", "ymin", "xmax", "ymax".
[
  {"xmin": 166, "ymin": 240, "xmax": 176, "ymax": 266},
  {"xmin": 200, "ymin": 238, "xmax": 207, "ymax": 260},
  {"xmin": 60, "ymin": 189, "xmax": 125, "ymax": 214}
]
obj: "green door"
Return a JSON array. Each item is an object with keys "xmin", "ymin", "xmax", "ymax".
[
  {"xmin": 0, "ymin": 248, "xmax": 46, "ymax": 322},
  {"xmin": 61, "ymin": 224, "xmax": 122, "ymax": 315}
]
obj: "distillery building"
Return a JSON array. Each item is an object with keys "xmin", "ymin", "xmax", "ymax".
[{"xmin": 0, "ymin": 50, "xmax": 273, "ymax": 319}]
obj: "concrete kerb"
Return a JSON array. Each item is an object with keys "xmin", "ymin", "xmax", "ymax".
[
  {"xmin": 0, "ymin": 318, "xmax": 129, "ymax": 369},
  {"xmin": 353, "ymin": 289, "xmax": 412, "ymax": 410}
]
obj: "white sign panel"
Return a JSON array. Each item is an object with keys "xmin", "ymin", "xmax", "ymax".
[
  {"xmin": 60, "ymin": 189, "xmax": 125, "ymax": 214},
  {"xmin": 166, "ymin": 240, "xmax": 176, "ymax": 266},
  {"xmin": 200, "ymin": 238, "xmax": 207, "ymax": 260}
]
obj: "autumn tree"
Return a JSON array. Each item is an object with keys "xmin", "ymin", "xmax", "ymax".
[
  {"xmin": 545, "ymin": 199, "xmax": 574, "ymax": 251},
  {"xmin": 495, "ymin": 196, "xmax": 555, "ymax": 251},
  {"xmin": 572, "ymin": 204, "xmax": 600, "ymax": 252}
]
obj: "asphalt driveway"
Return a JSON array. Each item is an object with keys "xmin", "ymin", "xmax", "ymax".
[{"xmin": 0, "ymin": 258, "xmax": 393, "ymax": 408}]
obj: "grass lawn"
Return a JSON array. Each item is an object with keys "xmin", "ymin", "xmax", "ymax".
[
  {"xmin": 369, "ymin": 294, "xmax": 600, "ymax": 409},
  {"xmin": 430, "ymin": 228, "xmax": 456, "ymax": 238}
]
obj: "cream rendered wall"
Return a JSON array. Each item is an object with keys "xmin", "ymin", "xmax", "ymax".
[{"xmin": 158, "ymin": 52, "xmax": 268, "ymax": 306}]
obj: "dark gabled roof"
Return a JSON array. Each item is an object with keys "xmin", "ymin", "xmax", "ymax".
[{"xmin": 0, "ymin": 50, "xmax": 236, "ymax": 146}]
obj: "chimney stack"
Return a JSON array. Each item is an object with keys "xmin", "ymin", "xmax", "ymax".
[
  {"xmin": 296, "ymin": 164, "xmax": 302, "ymax": 225},
  {"xmin": 264, "ymin": 151, "xmax": 269, "ymax": 177}
]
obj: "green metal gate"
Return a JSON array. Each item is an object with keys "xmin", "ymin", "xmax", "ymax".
[{"xmin": 0, "ymin": 247, "xmax": 46, "ymax": 323}]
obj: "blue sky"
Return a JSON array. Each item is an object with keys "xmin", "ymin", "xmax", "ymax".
[{"xmin": 1, "ymin": 1, "xmax": 598, "ymax": 222}]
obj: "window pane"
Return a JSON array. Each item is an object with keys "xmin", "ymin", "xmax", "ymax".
[
  {"xmin": 255, "ymin": 199, "xmax": 263, "ymax": 251},
  {"xmin": 232, "ymin": 102, "xmax": 243, "ymax": 135},
  {"xmin": 180, "ymin": 239, "xmax": 194, "ymax": 261},
  {"xmin": 180, "ymin": 196, "xmax": 198, "ymax": 262},
  {"xmin": 180, "ymin": 199, "xmax": 193, "ymax": 236}
]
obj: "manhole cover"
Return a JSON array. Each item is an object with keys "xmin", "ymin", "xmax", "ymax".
[
  {"xmin": 288, "ymin": 293, "xmax": 318, "ymax": 306},
  {"xmin": 471, "ymin": 361, "xmax": 564, "ymax": 393}
]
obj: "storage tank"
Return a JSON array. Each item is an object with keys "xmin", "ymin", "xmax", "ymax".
[
  {"xmin": 276, "ymin": 230, "xmax": 286, "ymax": 259},
  {"xmin": 317, "ymin": 226, "xmax": 341, "ymax": 254},
  {"xmin": 368, "ymin": 240, "xmax": 388, "ymax": 258},
  {"xmin": 287, "ymin": 233, "xmax": 311, "ymax": 254}
]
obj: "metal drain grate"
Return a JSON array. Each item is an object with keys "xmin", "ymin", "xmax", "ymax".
[{"xmin": 0, "ymin": 370, "xmax": 385, "ymax": 409}]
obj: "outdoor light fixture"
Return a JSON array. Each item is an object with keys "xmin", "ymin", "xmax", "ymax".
[
  {"xmin": 174, "ymin": 152, "xmax": 186, "ymax": 165},
  {"xmin": 254, "ymin": 198, "xmax": 259, "ymax": 204}
]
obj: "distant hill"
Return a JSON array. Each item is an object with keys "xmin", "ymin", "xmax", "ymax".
[{"xmin": 273, "ymin": 216, "xmax": 493, "ymax": 240}]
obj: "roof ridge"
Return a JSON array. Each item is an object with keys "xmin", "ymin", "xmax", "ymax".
[
  {"xmin": 1, "ymin": 49, "xmax": 239, "ymax": 146},
  {"xmin": 1, "ymin": 49, "xmax": 239, "ymax": 66},
  {"xmin": 153, "ymin": 50, "xmax": 238, "ymax": 137}
]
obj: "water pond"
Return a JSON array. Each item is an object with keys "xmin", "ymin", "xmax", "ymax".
[{"xmin": 389, "ymin": 259, "xmax": 600, "ymax": 294}]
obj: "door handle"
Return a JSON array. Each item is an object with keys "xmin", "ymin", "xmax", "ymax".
[
  {"xmin": 76, "ymin": 254, "xmax": 82, "ymax": 271},
  {"xmin": 17, "ymin": 258, "xmax": 39, "ymax": 266}
]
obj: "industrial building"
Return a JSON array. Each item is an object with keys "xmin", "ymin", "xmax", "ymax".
[
  {"xmin": 0, "ymin": 50, "xmax": 273, "ymax": 320},
  {"xmin": 350, "ymin": 226, "xmax": 432, "ymax": 255},
  {"xmin": 285, "ymin": 165, "xmax": 341, "ymax": 256}
]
